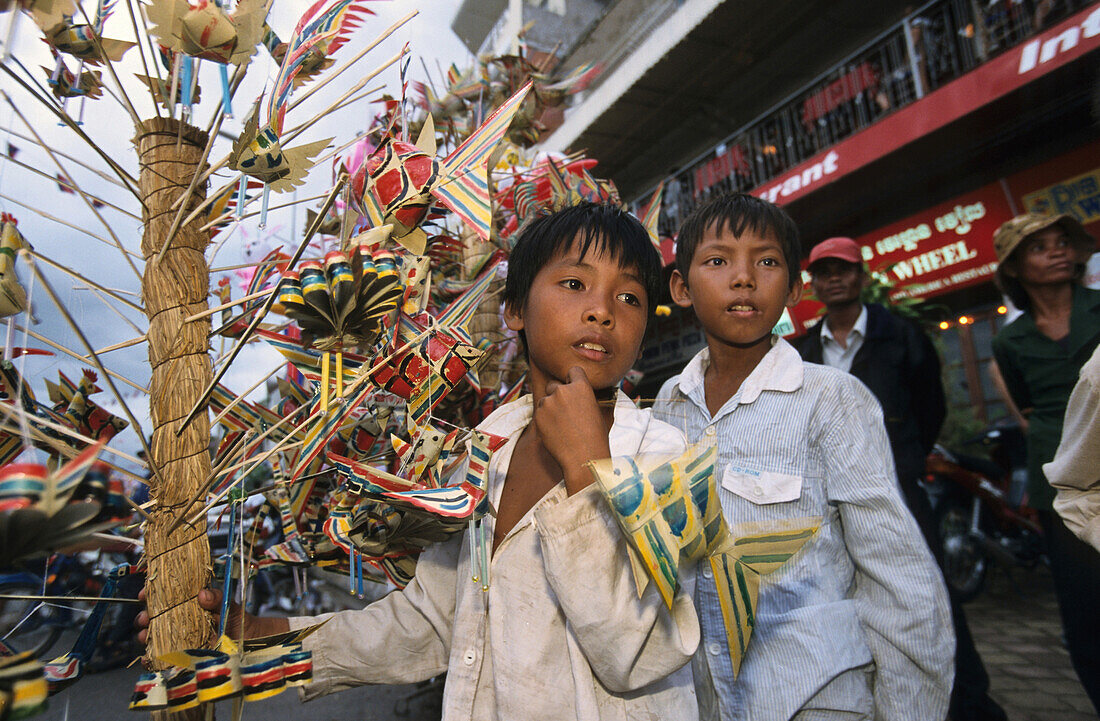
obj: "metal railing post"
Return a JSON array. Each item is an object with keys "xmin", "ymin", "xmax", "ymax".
[{"xmin": 902, "ymin": 16, "xmax": 926, "ymax": 99}]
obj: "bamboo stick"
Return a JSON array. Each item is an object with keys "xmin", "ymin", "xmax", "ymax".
[
  {"xmin": 183, "ymin": 288, "xmax": 273, "ymax": 323},
  {"xmin": 175, "ymin": 174, "xmax": 348, "ymax": 434},
  {"xmin": 0, "ymin": 126, "xmax": 130, "ymax": 189},
  {"xmin": 0, "ymin": 67, "xmax": 143, "ymax": 199},
  {"xmin": 12, "ymin": 324, "xmax": 149, "ymax": 395},
  {"xmin": 3, "ymin": 93, "xmax": 144, "ymax": 282},
  {"xmin": 93, "ymin": 335, "xmax": 147, "ymax": 355},
  {"xmin": 0, "ymin": 154, "xmax": 139, "ymax": 219},
  {"xmin": 27, "ymin": 250, "xmax": 146, "ymax": 313},
  {"xmin": 22, "ymin": 255, "xmax": 163, "ymax": 485},
  {"xmin": 0, "ymin": 193, "xmax": 143, "ymax": 260},
  {"xmin": 287, "ymin": 11, "xmax": 418, "ymax": 113}
]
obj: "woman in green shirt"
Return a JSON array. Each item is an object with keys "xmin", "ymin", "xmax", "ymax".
[{"xmin": 991, "ymin": 212, "xmax": 1100, "ymax": 712}]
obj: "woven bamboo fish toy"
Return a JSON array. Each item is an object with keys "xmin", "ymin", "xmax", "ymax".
[
  {"xmin": 588, "ymin": 445, "xmax": 819, "ymax": 677},
  {"xmin": 350, "ymin": 81, "xmax": 533, "ymax": 255},
  {"xmin": 129, "ymin": 624, "xmax": 326, "ymax": 712},
  {"xmin": 32, "ymin": 0, "xmax": 134, "ymax": 64},
  {"xmin": 0, "ymin": 650, "xmax": 48, "ymax": 720},
  {"xmin": 229, "ymin": 0, "xmax": 367, "ymax": 222},
  {"xmin": 0, "ymin": 214, "xmax": 28, "ymax": 319},
  {"xmin": 0, "ymin": 441, "xmax": 107, "ymax": 567}
]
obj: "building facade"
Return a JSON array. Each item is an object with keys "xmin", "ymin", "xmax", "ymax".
[{"xmin": 455, "ymin": 0, "xmax": 1100, "ymax": 422}]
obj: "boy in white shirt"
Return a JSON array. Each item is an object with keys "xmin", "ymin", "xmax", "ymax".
[
  {"xmin": 141, "ymin": 203, "xmax": 700, "ymax": 720},
  {"xmin": 655, "ymin": 193, "xmax": 953, "ymax": 721}
]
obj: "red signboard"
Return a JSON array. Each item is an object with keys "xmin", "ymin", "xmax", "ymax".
[
  {"xmin": 789, "ymin": 181, "xmax": 1016, "ymax": 333},
  {"xmin": 801, "ymin": 63, "xmax": 879, "ymax": 128},
  {"xmin": 755, "ymin": 4, "xmax": 1100, "ymax": 207}
]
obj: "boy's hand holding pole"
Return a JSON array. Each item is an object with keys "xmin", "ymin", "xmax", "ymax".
[
  {"xmin": 534, "ymin": 366, "xmax": 613, "ymax": 495},
  {"xmin": 136, "ymin": 586, "xmax": 289, "ymax": 648}
]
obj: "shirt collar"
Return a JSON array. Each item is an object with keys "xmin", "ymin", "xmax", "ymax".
[
  {"xmin": 820, "ymin": 304, "xmax": 867, "ymax": 345},
  {"xmin": 673, "ymin": 335, "xmax": 804, "ymax": 409},
  {"xmin": 477, "ymin": 388, "xmax": 648, "ymax": 456}
]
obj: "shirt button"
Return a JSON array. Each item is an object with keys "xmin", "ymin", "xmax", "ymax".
[
  {"xmin": 753, "ymin": 486, "xmax": 764, "ymax": 497},
  {"xmin": 704, "ymin": 426, "xmax": 716, "ymax": 437},
  {"xmin": 463, "ymin": 650, "xmax": 476, "ymax": 666},
  {"xmin": 707, "ymin": 642, "xmax": 722, "ymax": 656},
  {"xmin": 702, "ymin": 566, "xmax": 713, "ymax": 579}
]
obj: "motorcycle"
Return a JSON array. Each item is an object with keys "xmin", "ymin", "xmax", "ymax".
[
  {"xmin": 922, "ymin": 423, "xmax": 1046, "ymax": 602},
  {"xmin": 0, "ymin": 552, "xmax": 108, "ymax": 658}
]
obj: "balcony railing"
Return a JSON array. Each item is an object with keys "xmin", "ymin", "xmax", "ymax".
[{"xmin": 650, "ymin": 0, "xmax": 1095, "ymax": 235}]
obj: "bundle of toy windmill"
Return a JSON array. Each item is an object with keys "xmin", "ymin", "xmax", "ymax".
[{"xmin": 0, "ymin": 0, "xmax": 670, "ymax": 713}]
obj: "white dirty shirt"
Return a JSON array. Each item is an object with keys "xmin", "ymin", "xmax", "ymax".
[
  {"xmin": 820, "ymin": 303, "xmax": 867, "ymax": 372},
  {"xmin": 288, "ymin": 391, "xmax": 701, "ymax": 721},
  {"xmin": 654, "ymin": 337, "xmax": 954, "ymax": 721}
]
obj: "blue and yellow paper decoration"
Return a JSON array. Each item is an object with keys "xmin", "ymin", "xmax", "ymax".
[{"xmin": 589, "ymin": 445, "xmax": 818, "ymax": 676}]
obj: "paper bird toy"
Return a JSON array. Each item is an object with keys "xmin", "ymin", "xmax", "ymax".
[
  {"xmin": 0, "ymin": 214, "xmax": 29, "ymax": 319},
  {"xmin": 350, "ymin": 81, "xmax": 533, "ymax": 254},
  {"xmin": 42, "ymin": 51, "xmax": 103, "ymax": 100},
  {"xmin": 229, "ymin": 0, "xmax": 365, "ymax": 200},
  {"xmin": 320, "ymin": 426, "xmax": 507, "ymax": 588},
  {"xmin": 44, "ymin": 369, "xmax": 128, "ymax": 442},
  {"xmin": 589, "ymin": 445, "xmax": 819, "ymax": 676},
  {"xmin": 145, "ymin": 0, "xmax": 266, "ymax": 65},
  {"xmin": 259, "ymin": 0, "xmax": 371, "ymax": 88},
  {"xmin": 33, "ymin": 0, "xmax": 135, "ymax": 64}
]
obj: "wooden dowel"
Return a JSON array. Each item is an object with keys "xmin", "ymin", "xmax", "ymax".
[
  {"xmin": 12, "ymin": 323, "xmax": 150, "ymax": 395},
  {"xmin": 23, "ymin": 255, "xmax": 166, "ymax": 489},
  {"xmin": 176, "ymin": 174, "xmax": 348, "ymax": 434},
  {"xmin": 184, "ymin": 289, "xmax": 273, "ymax": 323}
]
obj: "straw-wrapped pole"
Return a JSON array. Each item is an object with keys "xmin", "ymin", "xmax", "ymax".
[{"xmin": 135, "ymin": 116, "xmax": 213, "ymax": 719}]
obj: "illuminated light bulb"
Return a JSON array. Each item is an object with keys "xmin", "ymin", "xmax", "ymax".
[
  {"xmin": 958, "ymin": 316, "xmax": 971, "ymax": 325},
  {"xmin": 997, "ymin": 306, "xmax": 1007, "ymax": 314},
  {"xmin": 939, "ymin": 321, "xmax": 950, "ymax": 330}
]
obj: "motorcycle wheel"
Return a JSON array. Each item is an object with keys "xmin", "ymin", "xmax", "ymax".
[
  {"xmin": 937, "ymin": 502, "xmax": 988, "ymax": 603},
  {"xmin": 0, "ymin": 581, "xmax": 63, "ymax": 658}
]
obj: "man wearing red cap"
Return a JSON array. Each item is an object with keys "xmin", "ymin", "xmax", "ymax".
[{"xmin": 795, "ymin": 237, "xmax": 1006, "ymax": 721}]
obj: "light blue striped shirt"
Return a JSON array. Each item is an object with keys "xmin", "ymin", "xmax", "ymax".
[{"xmin": 655, "ymin": 337, "xmax": 953, "ymax": 721}]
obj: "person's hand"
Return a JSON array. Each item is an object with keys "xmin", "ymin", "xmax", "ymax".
[
  {"xmin": 534, "ymin": 366, "xmax": 612, "ymax": 494},
  {"xmin": 135, "ymin": 587, "xmax": 288, "ymax": 647}
]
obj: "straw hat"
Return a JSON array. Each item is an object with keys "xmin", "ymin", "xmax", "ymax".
[{"xmin": 993, "ymin": 213, "xmax": 1095, "ymax": 266}]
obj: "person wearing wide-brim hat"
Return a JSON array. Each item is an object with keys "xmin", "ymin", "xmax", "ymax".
[{"xmin": 990, "ymin": 211, "xmax": 1100, "ymax": 712}]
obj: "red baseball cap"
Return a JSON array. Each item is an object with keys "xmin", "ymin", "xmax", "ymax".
[{"xmin": 808, "ymin": 237, "xmax": 862, "ymax": 268}]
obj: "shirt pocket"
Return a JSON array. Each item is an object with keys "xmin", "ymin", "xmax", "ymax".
[{"xmin": 722, "ymin": 464, "xmax": 802, "ymax": 505}]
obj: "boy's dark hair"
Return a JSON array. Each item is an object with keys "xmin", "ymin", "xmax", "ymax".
[
  {"xmin": 503, "ymin": 202, "xmax": 662, "ymax": 316},
  {"xmin": 675, "ymin": 193, "xmax": 802, "ymax": 288}
]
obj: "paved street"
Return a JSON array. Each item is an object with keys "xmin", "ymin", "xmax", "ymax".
[
  {"xmin": 28, "ymin": 562, "xmax": 1097, "ymax": 721},
  {"xmin": 966, "ymin": 564, "xmax": 1096, "ymax": 721}
]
